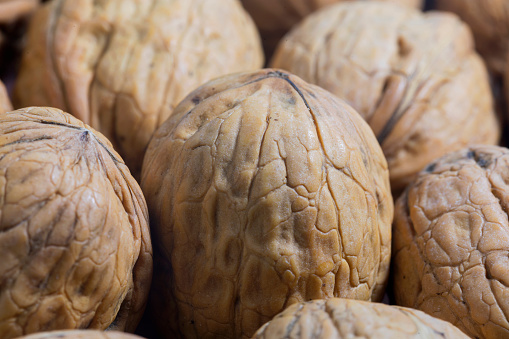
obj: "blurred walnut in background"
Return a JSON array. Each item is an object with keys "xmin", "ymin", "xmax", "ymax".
[
  {"xmin": 241, "ymin": 0, "xmax": 423, "ymax": 58},
  {"xmin": 436, "ymin": 0, "xmax": 509, "ymax": 76},
  {"xmin": 14, "ymin": 0, "xmax": 264, "ymax": 178},
  {"xmin": 0, "ymin": 80, "xmax": 12, "ymax": 113},
  {"xmin": 271, "ymin": 2, "xmax": 499, "ymax": 193},
  {"xmin": 0, "ymin": 0, "xmax": 39, "ymax": 23}
]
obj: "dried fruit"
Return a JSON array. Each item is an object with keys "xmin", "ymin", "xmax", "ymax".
[
  {"xmin": 393, "ymin": 145, "xmax": 509, "ymax": 339},
  {"xmin": 141, "ymin": 69, "xmax": 393, "ymax": 338},
  {"xmin": 271, "ymin": 2, "xmax": 499, "ymax": 193},
  {"xmin": 252, "ymin": 298, "xmax": 469, "ymax": 338},
  {"xmin": 0, "ymin": 107, "xmax": 152, "ymax": 338},
  {"xmin": 14, "ymin": 0, "xmax": 263, "ymax": 177}
]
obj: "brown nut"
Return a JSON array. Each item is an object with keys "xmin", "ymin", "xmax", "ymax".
[
  {"xmin": 270, "ymin": 2, "xmax": 500, "ymax": 193},
  {"xmin": 0, "ymin": 79, "xmax": 12, "ymax": 114},
  {"xmin": 16, "ymin": 330, "xmax": 146, "ymax": 339},
  {"xmin": 436, "ymin": 0, "xmax": 509, "ymax": 75},
  {"xmin": 0, "ymin": 107, "xmax": 152, "ymax": 339},
  {"xmin": 393, "ymin": 145, "xmax": 509, "ymax": 339},
  {"xmin": 240, "ymin": 0, "xmax": 422, "ymax": 58},
  {"xmin": 141, "ymin": 69, "xmax": 393, "ymax": 338},
  {"xmin": 14, "ymin": 0, "xmax": 264, "ymax": 178},
  {"xmin": 0, "ymin": 0, "xmax": 39, "ymax": 23},
  {"xmin": 252, "ymin": 298, "xmax": 469, "ymax": 338}
]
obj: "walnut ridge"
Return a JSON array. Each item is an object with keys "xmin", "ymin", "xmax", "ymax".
[
  {"xmin": 141, "ymin": 69, "xmax": 393, "ymax": 338},
  {"xmin": 271, "ymin": 2, "xmax": 499, "ymax": 193},
  {"xmin": 393, "ymin": 145, "xmax": 509, "ymax": 339},
  {"xmin": 0, "ymin": 107, "xmax": 152, "ymax": 338}
]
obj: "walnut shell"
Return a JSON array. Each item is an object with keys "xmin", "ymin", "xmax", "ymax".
[
  {"xmin": 241, "ymin": 0, "xmax": 422, "ymax": 58},
  {"xmin": 436, "ymin": 0, "xmax": 509, "ymax": 75},
  {"xmin": 252, "ymin": 298, "xmax": 469, "ymax": 338},
  {"xmin": 0, "ymin": 80, "xmax": 12, "ymax": 114},
  {"xmin": 141, "ymin": 69, "xmax": 393, "ymax": 338},
  {"xmin": 0, "ymin": 107, "xmax": 152, "ymax": 338},
  {"xmin": 270, "ymin": 2, "xmax": 500, "ymax": 193},
  {"xmin": 0, "ymin": 0, "xmax": 38, "ymax": 23},
  {"xmin": 393, "ymin": 145, "xmax": 509, "ymax": 338},
  {"xmin": 14, "ymin": 0, "xmax": 264, "ymax": 178},
  {"xmin": 17, "ymin": 330, "xmax": 145, "ymax": 339}
]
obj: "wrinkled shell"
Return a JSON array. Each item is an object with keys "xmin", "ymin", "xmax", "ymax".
[
  {"xmin": 14, "ymin": 0, "xmax": 263, "ymax": 178},
  {"xmin": 252, "ymin": 298, "xmax": 469, "ymax": 338},
  {"xmin": 0, "ymin": 0, "xmax": 39, "ymax": 23},
  {"xmin": 241, "ymin": 0, "xmax": 422, "ymax": 57},
  {"xmin": 17, "ymin": 330, "xmax": 145, "ymax": 339},
  {"xmin": 0, "ymin": 107, "xmax": 152, "ymax": 338},
  {"xmin": 393, "ymin": 145, "xmax": 509, "ymax": 339},
  {"xmin": 436, "ymin": 0, "xmax": 509, "ymax": 75},
  {"xmin": 141, "ymin": 69, "xmax": 393, "ymax": 338},
  {"xmin": 0, "ymin": 80, "xmax": 12, "ymax": 114},
  {"xmin": 271, "ymin": 2, "xmax": 499, "ymax": 193}
]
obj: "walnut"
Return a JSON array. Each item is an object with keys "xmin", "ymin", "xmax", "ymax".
[
  {"xmin": 240, "ymin": 0, "xmax": 422, "ymax": 58},
  {"xmin": 252, "ymin": 298, "xmax": 468, "ymax": 338},
  {"xmin": 436, "ymin": 0, "xmax": 509, "ymax": 75},
  {"xmin": 393, "ymin": 145, "xmax": 509, "ymax": 339},
  {"xmin": 13, "ymin": 0, "xmax": 263, "ymax": 178},
  {"xmin": 0, "ymin": 0, "xmax": 39, "ymax": 23},
  {"xmin": 0, "ymin": 79, "xmax": 12, "ymax": 114},
  {"xmin": 16, "ymin": 330, "xmax": 145, "ymax": 339},
  {"xmin": 141, "ymin": 69, "xmax": 393, "ymax": 338},
  {"xmin": 0, "ymin": 107, "xmax": 152, "ymax": 339},
  {"xmin": 271, "ymin": 1, "xmax": 500, "ymax": 193}
]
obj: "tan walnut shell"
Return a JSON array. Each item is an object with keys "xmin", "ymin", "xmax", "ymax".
[
  {"xmin": 271, "ymin": 2, "xmax": 500, "ymax": 193},
  {"xmin": 251, "ymin": 298, "xmax": 469, "ymax": 338},
  {"xmin": 240, "ymin": 0, "xmax": 422, "ymax": 57},
  {"xmin": 436, "ymin": 0, "xmax": 509, "ymax": 75},
  {"xmin": 141, "ymin": 69, "xmax": 393, "ymax": 338},
  {"xmin": 0, "ymin": 107, "xmax": 152, "ymax": 339},
  {"xmin": 0, "ymin": 0, "xmax": 39, "ymax": 23},
  {"xmin": 0, "ymin": 80, "xmax": 12, "ymax": 114},
  {"xmin": 393, "ymin": 145, "xmax": 509, "ymax": 339},
  {"xmin": 14, "ymin": 0, "xmax": 264, "ymax": 178},
  {"xmin": 17, "ymin": 330, "xmax": 145, "ymax": 339}
]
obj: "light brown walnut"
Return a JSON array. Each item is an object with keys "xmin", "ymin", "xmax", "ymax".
[
  {"xmin": 0, "ymin": 0, "xmax": 39, "ymax": 23},
  {"xmin": 0, "ymin": 107, "xmax": 152, "ymax": 339},
  {"xmin": 0, "ymin": 80, "xmax": 12, "ymax": 114},
  {"xmin": 141, "ymin": 69, "xmax": 393, "ymax": 338},
  {"xmin": 252, "ymin": 298, "xmax": 469, "ymax": 338},
  {"xmin": 14, "ymin": 0, "xmax": 263, "ymax": 178},
  {"xmin": 393, "ymin": 145, "xmax": 509, "ymax": 339},
  {"xmin": 436, "ymin": 0, "xmax": 509, "ymax": 75},
  {"xmin": 240, "ymin": 0, "xmax": 422, "ymax": 58},
  {"xmin": 17, "ymin": 330, "xmax": 145, "ymax": 339},
  {"xmin": 271, "ymin": 2, "xmax": 500, "ymax": 193}
]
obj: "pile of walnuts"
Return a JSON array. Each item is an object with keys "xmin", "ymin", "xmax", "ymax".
[{"xmin": 0, "ymin": 1, "xmax": 509, "ymax": 339}]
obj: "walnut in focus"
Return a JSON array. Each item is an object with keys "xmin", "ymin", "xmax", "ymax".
[
  {"xmin": 252, "ymin": 298, "xmax": 469, "ymax": 338},
  {"xmin": 0, "ymin": 107, "xmax": 152, "ymax": 339},
  {"xmin": 241, "ymin": 0, "xmax": 422, "ymax": 58},
  {"xmin": 436, "ymin": 0, "xmax": 509, "ymax": 75},
  {"xmin": 14, "ymin": 0, "xmax": 264, "ymax": 178},
  {"xmin": 141, "ymin": 69, "xmax": 393, "ymax": 338},
  {"xmin": 17, "ymin": 330, "xmax": 146, "ymax": 339},
  {"xmin": 0, "ymin": 80, "xmax": 12, "ymax": 113},
  {"xmin": 271, "ymin": 2, "xmax": 500, "ymax": 193},
  {"xmin": 393, "ymin": 145, "xmax": 509, "ymax": 339}
]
